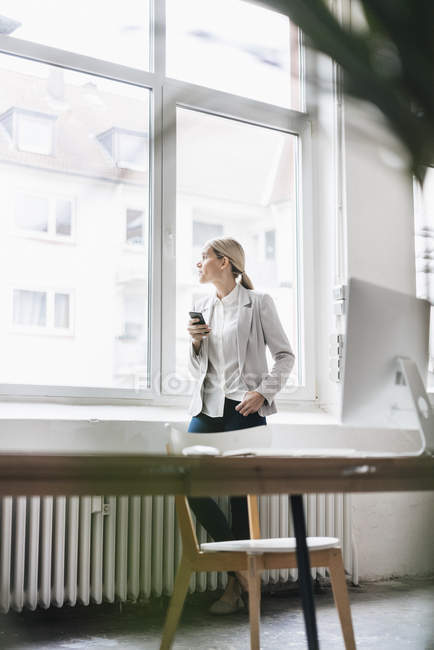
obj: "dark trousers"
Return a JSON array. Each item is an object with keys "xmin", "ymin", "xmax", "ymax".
[{"xmin": 187, "ymin": 397, "xmax": 266, "ymax": 545}]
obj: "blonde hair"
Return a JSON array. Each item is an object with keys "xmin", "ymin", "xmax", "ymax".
[{"xmin": 205, "ymin": 236, "xmax": 254, "ymax": 290}]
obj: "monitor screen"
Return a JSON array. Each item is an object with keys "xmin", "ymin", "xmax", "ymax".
[{"xmin": 341, "ymin": 278, "xmax": 431, "ymax": 432}]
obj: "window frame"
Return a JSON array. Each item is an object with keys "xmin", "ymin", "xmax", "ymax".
[
  {"xmin": 0, "ymin": 1, "xmax": 317, "ymax": 405},
  {"xmin": 161, "ymin": 81, "xmax": 315, "ymax": 403}
]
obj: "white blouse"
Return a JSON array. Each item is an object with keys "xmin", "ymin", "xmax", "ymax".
[{"xmin": 201, "ymin": 283, "xmax": 249, "ymax": 417}]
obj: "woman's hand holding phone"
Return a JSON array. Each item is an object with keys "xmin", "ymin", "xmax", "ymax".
[{"xmin": 187, "ymin": 312, "xmax": 211, "ymax": 351}]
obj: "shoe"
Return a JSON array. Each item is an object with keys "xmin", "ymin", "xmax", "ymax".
[{"xmin": 209, "ymin": 595, "xmax": 245, "ymax": 615}]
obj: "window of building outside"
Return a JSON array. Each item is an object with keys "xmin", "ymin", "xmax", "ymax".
[
  {"xmin": 0, "ymin": 0, "xmax": 310, "ymax": 402},
  {"xmin": 126, "ymin": 209, "xmax": 145, "ymax": 246},
  {"xmin": 265, "ymin": 229, "xmax": 276, "ymax": 260},
  {"xmin": 13, "ymin": 290, "xmax": 47, "ymax": 327},
  {"xmin": 414, "ymin": 169, "xmax": 434, "ymax": 391},
  {"xmin": 12, "ymin": 289, "xmax": 72, "ymax": 341},
  {"xmin": 14, "ymin": 194, "xmax": 74, "ymax": 240},
  {"xmin": 97, "ymin": 128, "xmax": 148, "ymax": 171},
  {"xmin": 16, "ymin": 110, "xmax": 56, "ymax": 155},
  {"xmin": 0, "ymin": 107, "xmax": 56, "ymax": 155},
  {"xmin": 15, "ymin": 195, "xmax": 49, "ymax": 233},
  {"xmin": 56, "ymin": 199, "xmax": 73, "ymax": 237}
]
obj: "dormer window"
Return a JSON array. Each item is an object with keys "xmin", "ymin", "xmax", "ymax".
[
  {"xmin": 0, "ymin": 107, "xmax": 56, "ymax": 155},
  {"xmin": 96, "ymin": 127, "xmax": 147, "ymax": 171}
]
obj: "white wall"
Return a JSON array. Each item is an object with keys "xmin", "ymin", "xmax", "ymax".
[
  {"xmin": 343, "ymin": 100, "xmax": 434, "ymax": 579},
  {"xmin": 352, "ymin": 491, "xmax": 434, "ymax": 580},
  {"xmin": 308, "ymin": 0, "xmax": 434, "ymax": 578}
]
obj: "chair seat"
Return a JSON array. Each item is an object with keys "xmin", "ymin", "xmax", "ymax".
[{"xmin": 201, "ymin": 536, "xmax": 340, "ymax": 554}]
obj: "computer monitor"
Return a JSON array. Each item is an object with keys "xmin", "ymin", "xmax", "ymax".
[{"xmin": 341, "ymin": 278, "xmax": 433, "ymax": 454}]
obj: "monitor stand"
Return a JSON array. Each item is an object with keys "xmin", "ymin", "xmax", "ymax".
[{"xmin": 398, "ymin": 357, "xmax": 434, "ymax": 456}]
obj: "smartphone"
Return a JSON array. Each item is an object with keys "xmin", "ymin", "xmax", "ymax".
[{"xmin": 189, "ymin": 311, "xmax": 206, "ymax": 325}]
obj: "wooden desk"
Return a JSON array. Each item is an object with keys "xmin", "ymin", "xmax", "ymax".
[
  {"xmin": 1, "ymin": 452, "xmax": 433, "ymax": 649},
  {"xmin": 0, "ymin": 452, "xmax": 432, "ymax": 497}
]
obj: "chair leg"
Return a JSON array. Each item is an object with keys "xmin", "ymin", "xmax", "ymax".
[
  {"xmin": 328, "ymin": 549, "xmax": 356, "ymax": 650},
  {"xmin": 160, "ymin": 556, "xmax": 192, "ymax": 650},
  {"xmin": 247, "ymin": 554, "xmax": 261, "ymax": 650}
]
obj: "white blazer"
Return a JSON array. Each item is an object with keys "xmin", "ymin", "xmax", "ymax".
[{"xmin": 188, "ymin": 284, "xmax": 295, "ymax": 417}]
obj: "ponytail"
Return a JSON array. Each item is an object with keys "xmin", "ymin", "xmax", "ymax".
[{"xmin": 240, "ymin": 270, "xmax": 254, "ymax": 290}]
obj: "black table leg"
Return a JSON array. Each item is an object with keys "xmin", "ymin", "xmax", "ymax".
[{"xmin": 291, "ymin": 494, "xmax": 320, "ymax": 650}]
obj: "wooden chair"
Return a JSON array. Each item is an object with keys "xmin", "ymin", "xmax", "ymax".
[{"xmin": 160, "ymin": 425, "xmax": 356, "ymax": 650}]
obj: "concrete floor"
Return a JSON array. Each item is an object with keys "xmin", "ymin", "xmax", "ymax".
[{"xmin": 0, "ymin": 577, "xmax": 432, "ymax": 650}]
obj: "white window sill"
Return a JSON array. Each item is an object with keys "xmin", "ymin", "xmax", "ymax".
[
  {"xmin": 0, "ymin": 400, "xmax": 423, "ymax": 457},
  {"xmin": 0, "ymin": 394, "xmax": 432, "ymax": 424},
  {"xmin": 0, "ymin": 399, "xmax": 332, "ymax": 424}
]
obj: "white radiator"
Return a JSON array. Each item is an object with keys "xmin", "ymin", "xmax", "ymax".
[{"xmin": 0, "ymin": 494, "xmax": 354, "ymax": 613}]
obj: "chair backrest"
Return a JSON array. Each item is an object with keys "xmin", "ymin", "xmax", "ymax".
[
  {"xmin": 174, "ymin": 495, "xmax": 202, "ymax": 558},
  {"xmin": 166, "ymin": 424, "xmax": 272, "ymax": 545},
  {"xmin": 165, "ymin": 440, "xmax": 201, "ymax": 556}
]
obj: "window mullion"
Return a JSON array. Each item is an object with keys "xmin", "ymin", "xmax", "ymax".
[
  {"xmin": 160, "ymin": 84, "xmax": 178, "ymax": 395},
  {"xmin": 149, "ymin": 0, "xmax": 166, "ymax": 394},
  {"xmin": 149, "ymin": 76, "xmax": 164, "ymax": 396},
  {"xmin": 298, "ymin": 120, "xmax": 315, "ymax": 399},
  {"xmin": 151, "ymin": 0, "xmax": 166, "ymax": 78}
]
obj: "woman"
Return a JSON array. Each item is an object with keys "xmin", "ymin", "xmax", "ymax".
[{"xmin": 187, "ymin": 236, "xmax": 295, "ymax": 614}]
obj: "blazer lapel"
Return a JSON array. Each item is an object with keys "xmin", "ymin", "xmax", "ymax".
[{"xmin": 237, "ymin": 285, "xmax": 253, "ymax": 373}]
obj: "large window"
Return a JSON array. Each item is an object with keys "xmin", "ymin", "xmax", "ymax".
[
  {"xmin": 0, "ymin": 0, "xmax": 313, "ymax": 402},
  {"xmin": 175, "ymin": 108, "xmax": 301, "ymax": 390},
  {"xmin": 0, "ymin": 55, "xmax": 150, "ymax": 392}
]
